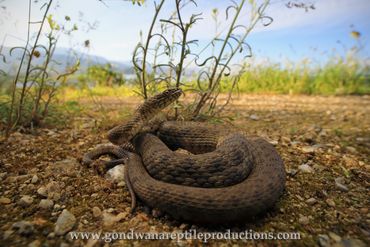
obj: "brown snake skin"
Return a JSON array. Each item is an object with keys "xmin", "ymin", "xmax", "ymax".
[{"xmin": 83, "ymin": 88, "xmax": 286, "ymax": 224}]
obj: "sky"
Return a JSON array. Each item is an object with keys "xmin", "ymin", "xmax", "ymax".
[{"xmin": 0, "ymin": 0, "xmax": 370, "ymax": 66}]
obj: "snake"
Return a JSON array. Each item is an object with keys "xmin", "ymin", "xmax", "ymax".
[{"xmin": 83, "ymin": 88, "xmax": 286, "ymax": 224}]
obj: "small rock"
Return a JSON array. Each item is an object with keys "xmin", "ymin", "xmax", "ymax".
[
  {"xmin": 328, "ymin": 232, "xmax": 342, "ymax": 242},
  {"xmin": 102, "ymin": 211, "xmax": 128, "ymax": 227},
  {"xmin": 54, "ymin": 209, "xmax": 76, "ymax": 235},
  {"xmin": 39, "ymin": 199, "xmax": 54, "ymax": 210},
  {"xmin": 28, "ymin": 240, "xmax": 41, "ymax": 247},
  {"xmin": 92, "ymin": 207, "xmax": 102, "ymax": 218},
  {"xmin": 301, "ymin": 146, "xmax": 317, "ymax": 154},
  {"xmin": 298, "ymin": 164, "xmax": 314, "ymax": 173},
  {"xmin": 106, "ymin": 165, "xmax": 125, "ymax": 182},
  {"xmin": 335, "ymin": 177, "xmax": 349, "ymax": 192},
  {"xmin": 326, "ymin": 198, "xmax": 336, "ymax": 207},
  {"xmin": 37, "ymin": 186, "xmax": 48, "ymax": 197},
  {"xmin": 318, "ymin": 234, "xmax": 330, "ymax": 247},
  {"xmin": 249, "ymin": 114, "xmax": 259, "ymax": 121},
  {"xmin": 298, "ymin": 216, "xmax": 310, "ymax": 225},
  {"xmin": 18, "ymin": 195, "xmax": 34, "ymax": 207},
  {"xmin": 0, "ymin": 172, "xmax": 7, "ymax": 180},
  {"xmin": 0, "ymin": 197, "xmax": 11, "ymax": 204},
  {"xmin": 12, "ymin": 221, "xmax": 34, "ymax": 236},
  {"xmin": 31, "ymin": 175, "xmax": 38, "ymax": 184},
  {"xmin": 345, "ymin": 146, "xmax": 357, "ymax": 153},
  {"xmin": 286, "ymin": 169, "xmax": 298, "ymax": 177},
  {"xmin": 333, "ymin": 239, "xmax": 366, "ymax": 247},
  {"xmin": 268, "ymin": 140, "xmax": 278, "ymax": 146},
  {"xmin": 2, "ymin": 230, "xmax": 13, "ymax": 239},
  {"xmin": 306, "ymin": 198, "xmax": 317, "ymax": 205}
]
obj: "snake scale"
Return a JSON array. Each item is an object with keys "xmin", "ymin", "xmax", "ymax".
[{"xmin": 83, "ymin": 88, "xmax": 286, "ymax": 224}]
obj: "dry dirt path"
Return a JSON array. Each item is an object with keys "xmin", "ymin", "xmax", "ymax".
[{"xmin": 0, "ymin": 94, "xmax": 369, "ymax": 246}]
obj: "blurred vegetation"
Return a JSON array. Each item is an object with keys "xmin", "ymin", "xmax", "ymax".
[
  {"xmin": 77, "ymin": 63, "xmax": 125, "ymax": 87},
  {"xmin": 0, "ymin": 0, "xmax": 369, "ymax": 133}
]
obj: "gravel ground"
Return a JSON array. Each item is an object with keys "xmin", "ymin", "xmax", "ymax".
[{"xmin": 0, "ymin": 94, "xmax": 369, "ymax": 247}]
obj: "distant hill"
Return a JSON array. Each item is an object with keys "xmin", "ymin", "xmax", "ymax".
[{"xmin": 0, "ymin": 46, "xmax": 134, "ymax": 75}]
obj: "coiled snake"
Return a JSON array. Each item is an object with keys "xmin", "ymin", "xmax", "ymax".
[{"xmin": 83, "ymin": 88, "xmax": 286, "ymax": 224}]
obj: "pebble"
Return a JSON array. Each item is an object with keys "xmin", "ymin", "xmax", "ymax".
[
  {"xmin": 0, "ymin": 197, "xmax": 11, "ymax": 204},
  {"xmin": 31, "ymin": 175, "xmax": 39, "ymax": 184},
  {"xmin": 318, "ymin": 234, "xmax": 330, "ymax": 247},
  {"xmin": 333, "ymin": 239, "xmax": 366, "ymax": 247},
  {"xmin": 54, "ymin": 209, "xmax": 76, "ymax": 235},
  {"xmin": 306, "ymin": 198, "xmax": 317, "ymax": 205},
  {"xmin": 328, "ymin": 232, "xmax": 342, "ymax": 242},
  {"xmin": 12, "ymin": 221, "xmax": 35, "ymax": 236},
  {"xmin": 326, "ymin": 198, "xmax": 336, "ymax": 207},
  {"xmin": 102, "ymin": 211, "xmax": 128, "ymax": 227},
  {"xmin": 298, "ymin": 164, "xmax": 314, "ymax": 173},
  {"xmin": 92, "ymin": 207, "xmax": 102, "ymax": 218},
  {"xmin": 0, "ymin": 172, "xmax": 7, "ymax": 180},
  {"xmin": 286, "ymin": 169, "xmax": 298, "ymax": 177},
  {"xmin": 37, "ymin": 186, "xmax": 48, "ymax": 197},
  {"xmin": 298, "ymin": 216, "xmax": 310, "ymax": 225},
  {"xmin": 301, "ymin": 146, "xmax": 317, "ymax": 154},
  {"xmin": 2, "ymin": 230, "xmax": 14, "ymax": 239},
  {"xmin": 249, "ymin": 114, "xmax": 259, "ymax": 120},
  {"xmin": 345, "ymin": 146, "xmax": 357, "ymax": 153},
  {"xmin": 268, "ymin": 140, "xmax": 278, "ymax": 146},
  {"xmin": 39, "ymin": 199, "xmax": 54, "ymax": 210},
  {"xmin": 335, "ymin": 177, "xmax": 349, "ymax": 192},
  {"xmin": 28, "ymin": 240, "xmax": 41, "ymax": 247},
  {"xmin": 18, "ymin": 195, "xmax": 34, "ymax": 207},
  {"xmin": 106, "ymin": 165, "xmax": 125, "ymax": 182}
]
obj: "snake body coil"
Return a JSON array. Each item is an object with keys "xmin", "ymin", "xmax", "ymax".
[{"xmin": 83, "ymin": 88, "xmax": 286, "ymax": 224}]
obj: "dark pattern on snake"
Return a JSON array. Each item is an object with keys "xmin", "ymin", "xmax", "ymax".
[{"xmin": 83, "ymin": 88, "xmax": 286, "ymax": 224}]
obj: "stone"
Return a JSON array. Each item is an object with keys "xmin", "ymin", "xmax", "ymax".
[
  {"xmin": 2, "ymin": 230, "xmax": 14, "ymax": 239},
  {"xmin": 12, "ymin": 221, "xmax": 35, "ymax": 236},
  {"xmin": 102, "ymin": 211, "xmax": 128, "ymax": 227},
  {"xmin": 28, "ymin": 240, "xmax": 41, "ymax": 247},
  {"xmin": 92, "ymin": 207, "xmax": 102, "ymax": 218},
  {"xmin": 54, "ymin": 209, "xmax": 76, "ymax": 235},
  {"xmin": 298, "ymin": 164, "xmax": 314, "ymax": 173},
  {"xmin": 333, "ymin": 239, "xmax": 366, "ymax": 247},
  {"xmin": 318, "ymin": 234, "xmax": 330, "ymax": 247},
  {"xmin": 39, "ymin": 199, "xmax": 54, "ymax": 210},
  {"xmin": 328, "ymin": 232, "xmax": 341, "ymax": 242},
  {"xmin": 301, "ymin": 146, "xmax": 317, "ymax": 154},
  {"xmin": 335, "ymin": 177, "xmax": 349, "ymax": 192},
  {"xmin": 18, "ymin": 195, "xmax": 34, "ymax": 207},
  {"xmin": 105, "ymin": 165, "xmax": 125, "ymax": 182},
  {"xmin": 326, "ymin": 198, "xmax": 336, "ymax": 207},
  {"xmin": 298, "ymin": 216, "xmax": 310, "ymax": 225},
  {"xmin": 31, "ymin": 175, "xmax": 39, "ymax": 184},
  {"xmin": 0, "ymin": 197, "xmax": 11, "ymax": 204},
  {"xmin": 249, "ymin": 114, "xmax": 259, "ymax": 120},
  {"xmin": 37, "ymin": 186, "xmax": 48, "ymax": 197},
  {"xmin": 306, "ymin": 198, "xmax": 317, "ymax": 205}
]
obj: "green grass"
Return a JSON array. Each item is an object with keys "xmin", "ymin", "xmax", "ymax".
[{"xmin": 231, "ymin": 56, "xmax": 370, "ymax": 95}]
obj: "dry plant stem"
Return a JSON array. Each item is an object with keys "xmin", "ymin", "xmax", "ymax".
[
  {"xmin": 141, "ymin": 0, "xmax": 166, "ymax": 99},
  {"xmin": 193, "ymin": 0, "xmax": 270, "ymax": 118},
  {"xmin": 32, "ymin": 35, "xmax": 54, "ymax": 124},
  {"xmin": 192, "ymin": 0, "xmax": 246, "ymax": 118},
  {"xmin": 14, "ymin": 0, "xmax": 53, "ymax": 129},
  {"xmin": 5, "ymin": 0, "xmax": 32, "ymax": 137}
]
